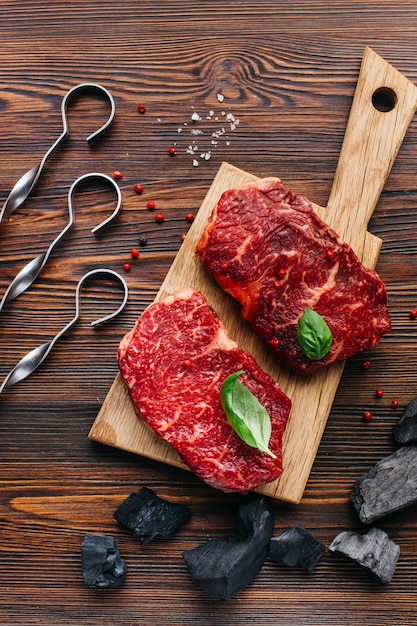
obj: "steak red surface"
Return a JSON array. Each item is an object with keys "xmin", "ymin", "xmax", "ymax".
[
  {"xmin": 196, "ymin": 177, "xmax": 391, "ymax": 375},
  {"xmin": 118, "ymin": 288, "xmax": 291, "ymax": 493}
]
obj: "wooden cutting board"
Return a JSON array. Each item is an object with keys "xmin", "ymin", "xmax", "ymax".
[{"xmin": 89, "ymin": 47, "xmax": 417, "ymax": 504}]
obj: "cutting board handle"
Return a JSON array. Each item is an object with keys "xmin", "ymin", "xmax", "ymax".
[{"xmin": 327, "ymin": 47, "xmax": 417, "ymax": 256}]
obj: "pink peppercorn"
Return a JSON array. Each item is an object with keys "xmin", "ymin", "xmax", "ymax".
[
  {"xmin": 147, "ymin": 201, "xmax": 155, "ymax": 210},
  {"xmin": 123, "ymin": 263, "xmax": 131, "ymax": 272},
  {"xmin": 185, "ymin": 213, "xmax": 195, "ymax": 223},
  {"xmin": 363, "ymin": 411, "xmax": 373, "ymax": 422},
  {"xmin": 112, "ymin": 170, "xmax": 123, "ymax": 180},
  {"xmin": 168, "ymin": 146, "xmax": 177, "ymax": 156},
  {"xmin": 155, "ymin": 213, "xmax": 164, "ymax": 223},
  {"xmin": 134, "ymin": 184, "xmax": 144, "ymax": 194},
  {"xmin": 138, "ymin": 104, "xmax": 146, "ymax": 114},
  {"xmin": 130, "ymin": 248, "xmax": 140, "ymax": 259},
  {"xmin": 391, "ymin": 399, "xmax": 399, "ymax": 409}
]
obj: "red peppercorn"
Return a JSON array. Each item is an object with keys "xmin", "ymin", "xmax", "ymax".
[
  {"xmin": 134, "ymin": 184, "xmax": 144, "ymax": 194},
  {"xmin": 180, "ymin": 233, "xmax": 187, "ymax": 241},
  {"xmin": 326, "ymin": 249, "xmax": 335, "ymax": 261},
  {"xmin": 185, "ymin": 213, "xmax": 195, "ymax": 223},
  {"xmin": 220, "ymin": 262, "xmax": 228, "ymax": 271},
  {"xmin": 363, "ymin": 411, "xmax": 373, "ymax": 422},
  {"xmin": 362, "ymin": 360, "xmax": 371, "ymax": 370},
  {"xmin": 147, "ymin": 201, "xmax": 155, "ymax": 210},
  {"xmin": 130, "ymin": 248, "xmax": 140, "ymax": 259},
  {"xmin": 410, "ymin": 309, "xmax": 417, "ymax": 318},
  {"xmin": 375, "ymin": 389, "xmax": 384, "ymax": 398},
  {"xmin": 112, "ymin": 170, "xmax": 123, "ymax": 180},
  {"xmin": 138, "ymin": 104, "xmax": 146, "ymax": 114},
  {"xmin": 155, "ymin": 213, "xmax": 164, "ymax": 223},
  {"xmin": 168, "ymin": 146, "xmax": 177, "ymax": 156},
  {"xmin": 183, "ymin": 359, "xmax": 192, "ymax": 368},
  {"xmin": 277, "ymin": 268, "xmax": 286, "ymax": 278},
  {"xmin": 123, "ymin": 263, "xmax": 131, "ymax": 272},
  {"xmin": 270, "ymin": 337, "xmax": 280, "ymax": 347},
  {"xmin": 391, "ymin": 399, "xmax": 399, "ymax": 409}
]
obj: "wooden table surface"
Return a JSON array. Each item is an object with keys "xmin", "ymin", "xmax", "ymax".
[{"xmin": 1, "ymin": 2, "xmax": 417, "ymax": 624}]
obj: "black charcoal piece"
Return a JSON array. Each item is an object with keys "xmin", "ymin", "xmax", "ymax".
[
  {"xmin": 329, "ymin": 527, "xmax": 400, "ymax": 585},
  {"xmin": 81, "ymin": 534, "xmax": 126, "ymax": 589},
  {"xmin": 182, "ymin": 495, "xmax": 274, "ymax": 601},
  {"xmin": 114, "ymin": 486, "xmax": 191, "ymax": 543},
  {"xmin": 393, "ymin": 397, "xmax": 417, "ymax": 444},
  {"xmin": 269, "ymin": 526, "xmax": 326, "ymax": 572},
  {"xmin": 351, "ymin": 445, "xmax": 417, "ymax": 524}
]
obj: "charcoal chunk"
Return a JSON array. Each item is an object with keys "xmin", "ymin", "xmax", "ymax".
[
  {"xmin": 182, "ymin": 495, "xmax": 274, "ymax": 601},
  {"xmin": 393, "ymin": 397, "xmax": 417, "ymax": 444},
  {"xmin": 351, "ymin": 445, "xmax": 417, "ymax": 524},
  {"xmin": 114, "ymin": 486, "xmax": 191, "ymax": 543},
  {"xmin": 329, "ymin": 527, "xmax": 400, "ymax": 584},
  {"xmin": 81, "ymin": 534, "xmax": 126, "ymax": 588},
  {"xmin": 269, "ymin": 526, "xmax": 326, "ymax": 572}
]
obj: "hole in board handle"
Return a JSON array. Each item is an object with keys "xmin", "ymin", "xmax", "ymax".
[{"xmin": 372, "ymin": 86, "xmax": 397, "ymax": 112}]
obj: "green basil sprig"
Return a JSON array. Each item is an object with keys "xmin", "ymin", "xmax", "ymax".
[
  {"xmin": 297, "ymin": 308, "xmax": 332, "ymax": 360},
  {"xmin": 220, "ymin": 370, "xmax": 276, "ymax": 459}
]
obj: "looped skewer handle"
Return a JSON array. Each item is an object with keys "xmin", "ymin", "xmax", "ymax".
[
  {"xmin": 0, "ymin": 268, "xmax": 128, "ymax": 394},
  {"xmin": 0, "ymin": 172, "xmax": 122, "ymax": 313},
  {"xmin": 0, "ymin": 83, "xmax": 115, "ymax": 224}
]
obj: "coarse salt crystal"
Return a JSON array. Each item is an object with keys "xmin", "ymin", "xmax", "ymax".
[
  {"xmin": 216, "ymin": 93, "xmax": 224, "ymax": 102},
  {"xmin": 191, "ymin": 112, "xmax": 201, "ymax": 121},
  {"xmin": 193, "ymin": 159, "xmax": 199, "ymax": 167}
]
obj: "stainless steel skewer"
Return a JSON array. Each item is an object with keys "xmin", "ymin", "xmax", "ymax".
[
  {"xmin": 0, "ymin": 268, "xmax": 128, "ymax": 395},
  {"xmin": 0, "ymin": 83, "xmax": 115, "ymax": 224},
  {"xmin": 0, "ymin": 172, "xmax": 122, "ymax": 313}
]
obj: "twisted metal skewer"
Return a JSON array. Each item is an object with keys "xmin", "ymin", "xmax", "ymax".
[
  {"xmin": 0, "ymin": 268, "xmax": 128, "ymax": 395},
  {"xmin": 0, "ymin": 172, "xmax": 122, "ymax": 313},
  {"xmin": 0, "ymin": 83, "xmax": 115, "ymax": 224}
]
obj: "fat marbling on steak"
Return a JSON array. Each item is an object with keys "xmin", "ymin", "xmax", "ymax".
[
  {"xmin": 196, "ymin": 177, "xmax": 391, "ymax": 375},
  {"xmin": 118, "ymin": 288, "xmax": 291, "ymax": 493}
]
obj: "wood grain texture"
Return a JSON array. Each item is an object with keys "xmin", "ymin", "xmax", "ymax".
[{"xmin": 2, "ymin": 2, "xmax": 417, "ymax": 624}]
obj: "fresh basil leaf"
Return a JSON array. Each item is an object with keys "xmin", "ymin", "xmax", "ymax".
[
  {"xmin": 297, "ymin": 308, "xmax": 332, "ymax": 360},
  {"xmin": 220, "ymin": 370, "xmax": 277, "ymax": 459}
]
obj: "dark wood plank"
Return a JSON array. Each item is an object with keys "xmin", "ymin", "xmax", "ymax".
[{"xmin": 1, "ymin": 1, "xmax": 417, "ymax": 624}]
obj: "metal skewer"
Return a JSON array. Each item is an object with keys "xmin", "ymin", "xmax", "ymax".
[
  {"xmin": 0, "ymin": 83, "xmax": 115, "ymax": 224},
  {"xmin": 0, "ymin": 172, "xmax": 122, "ymax": 313},
  {"xmin": 0, "ymin": 268, "xmax": 128, "ymax": 395}
]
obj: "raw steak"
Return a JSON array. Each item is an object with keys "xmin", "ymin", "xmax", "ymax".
[
  {"xmin": 118, "ymin": 288, "xmax": 291, "ymax": 493},
  {"xmin": 196, "ymin": 177, "xmax": 391, "ymax": 375}
]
